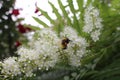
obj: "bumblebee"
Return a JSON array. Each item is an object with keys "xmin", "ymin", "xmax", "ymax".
[{"xmin": 61, "ymin": 37, "xmax": 71, "ymax": 50}]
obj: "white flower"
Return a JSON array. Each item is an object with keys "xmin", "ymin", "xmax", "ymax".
[
  {"xmin": 0, "ymin": 26, "xmax": 90, "ymax": 78},
  {"xmin": 83, "ymin": 24, "xmax": 94, "ymax": 33},
  {"xmin": 91, "ymin": 30, "xmax": 101, "ymax": 42},
  {"xmin": 66, "ymin": 37, "xmax": 88, "ymax": 67},
  {"xmin": 60, "ymin": 26, "xmax": 78, "ymax": 40},
  {"xmin": 16, "ymin": 28, "xmax": 60, "ymax": 76},
  {"xmin": 69, "ymin": 55, "xmax": 81, "ymax": 67},
  {"xmin": 83, "ymin": 4, "xmax": 103, "ymax": 42},
  {"xmin": 25, "ymin": 70, "xmax": 33, "ymax": 77},
  {"xmin": 1, "ymin": 57, "xmax": 21, "ymax": 77},
  {"xmin": 117, "ymin": 27, "xmax": 120, "ymax": 30},
  {"xmin": 17, "ymin": 47, "xmax": 39, "ymax": 62},
  {"xmin": 83, "ymin": 5, "xmax": 94, "ymax": 33},
  {"xmin": 60, "ymin": 27, "xmax": 89, "ymax": 67},
  {"xmin": 32, "ymin": 28, "xmax": 59, "ymax": 70}
]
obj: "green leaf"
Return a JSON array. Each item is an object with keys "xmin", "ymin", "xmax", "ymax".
[
  {"xmin": 32, "ymin": 17, "xmax": 49, "ymax": 28},
  {"xmin": 24, "ymin": 24, "xmax": 41, "ymax": 31},
  {"xmin": 67, "ymin": 0, "xmax": 80, "ymax": 34},
  {"xmin": 67, "ymin": 0, "xmax": 75, "ymax": 13},
  {"xmin": 58, "ymin": 0, "xmax": 72, "ymax": 26},
  {"xmin": 86, "ymin": 0, "xmax": 92, "ymax": 6},
  {"xmin": 38, "ymin": 7, "xmax": 55, "ymax": 24},
  {"xmin": 81, "ymin": 54, "xmax": 98, "ymax": 65},
  {"xmin": 48, "ymin": 1, "xmax": 62, "ymax": 19},
  {"xmin": 77, "ymin": 0, "xmax": 83, "ymax": 12},
  {"xmin": 48, "ymin": 1, "xmax": 64, "ymax": 36},
  {"xmin": 92, "ymin": 68, "xmax": 120, "ymax": 79},
  {"xmin": 76, "ymin": 0, "xmax": 85, "ymax": 36}
]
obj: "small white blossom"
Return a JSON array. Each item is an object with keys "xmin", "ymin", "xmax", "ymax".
[
  {"xmin": 25, "ymin": 71, "xmax": 33, "ymax": 77},
  {"xmin": 83, "ymin": 4, "xmax": 103, "ymax": 42},
  {"xmin": 69, "ymin": 55, "xmax": 81, "ymax": 67},
  {"xmin": 17, "ymin": 47, "xmax": 39, "ymax": 62},
  {"xmin": 60, "ymin": 26, "xmax": 78, "ymax": 40},
  {"xmin": 117, "ymin": 27, "xmax": 120, "ymax": 31},
  {"xmin": 91, "ymin": 30, "xmax": 101, "ymax": 42},
  {"xmin": 1, "ymin": 57, "xmax": 21, "ymax": 77}
]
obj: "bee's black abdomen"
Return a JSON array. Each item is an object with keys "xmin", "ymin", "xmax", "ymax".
[{"xmin": 61, "ymin": 37, "xmax": 70, "ymax": 50}]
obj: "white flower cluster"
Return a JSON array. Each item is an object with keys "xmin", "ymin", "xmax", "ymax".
[
  {"xmin": 83, "ymin": 5, "xmax": 103, "ymax": 42},
  {"xmin": 1, "ymin": 57, "xmax": 21, "ymax": 78},
  {"xmin": 31, "ymin": 28, "xmax": 60, "ymax": 70},
  {"xmin": 17, "ymin": 47, "xmax": 38, "ymax": 77},
  {"xmin": 17, "ymin": 28, "xmax": 60, "ymax": 77},
  {"xmin": 60, "ymin": 27, "xmax": 89, "ymax": 67},
  {"xmin": 0, "ymin": 27, "xmax": 89, "ymax": 78}
]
